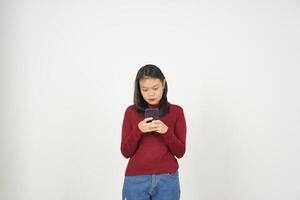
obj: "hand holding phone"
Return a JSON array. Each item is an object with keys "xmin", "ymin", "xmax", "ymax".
[
  {"xmin": 144, "ymin": 108, "xmax": 159, "ymax": 122},
  {"xmin": 138, "ymin": 108, "xmax": 168, "ymax": 134}
]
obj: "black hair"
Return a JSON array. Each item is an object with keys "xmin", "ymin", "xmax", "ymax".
[{"xmin": 134, "ymin": 64, "xmax": 169, "ymax": 116}]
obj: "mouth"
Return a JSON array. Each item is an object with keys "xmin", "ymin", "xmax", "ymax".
[{"xmin": 148, "ymin": 99, "xmax": 156, "ymax": 102}]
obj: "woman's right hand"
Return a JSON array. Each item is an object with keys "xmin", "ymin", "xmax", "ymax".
[{"xmin": 138, "ymin": 117, "xmax": 154, "ymax": 133}]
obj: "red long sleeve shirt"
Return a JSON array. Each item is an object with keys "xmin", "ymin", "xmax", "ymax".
[{"xmin": 120, "ymin": 103, "xmax": 187, "ymax": 176}]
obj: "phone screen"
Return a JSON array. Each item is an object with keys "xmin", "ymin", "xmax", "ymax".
[{"xmin": 144, "ymin": 108, "xmax": 159, "ymax": 122}]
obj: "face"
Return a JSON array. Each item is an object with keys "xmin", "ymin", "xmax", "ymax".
[{"xmin": 139, "ymin": 77, "xmax": 165, "ymax": 105}]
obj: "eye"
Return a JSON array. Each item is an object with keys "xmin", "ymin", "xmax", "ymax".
[
  {"xmin": 142, "ymin": 89, "xmax": 148, "ymax": 92},
  {"xmin": 153, "ymin": 87, "xmax": 159, "ymax": 90}
]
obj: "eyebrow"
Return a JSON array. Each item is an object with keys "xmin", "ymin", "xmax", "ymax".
[{"xmin": 141, "ymin": 84, "xmax": 160, "ymax": 89}]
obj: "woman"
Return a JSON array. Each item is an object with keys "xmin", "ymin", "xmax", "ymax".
[{"xmin": 121, "ymin": 64, "xmax": 187, "ymax": 200}]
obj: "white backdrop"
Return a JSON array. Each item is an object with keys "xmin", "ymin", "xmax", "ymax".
[{"xmin": 1, "ymin": 1, "xmax": 300, "ymax": 200}]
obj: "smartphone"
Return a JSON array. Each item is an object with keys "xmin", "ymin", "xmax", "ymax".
[{"xmin": 144, "ymin": 108, "xmax": 159, "ymax": 122}]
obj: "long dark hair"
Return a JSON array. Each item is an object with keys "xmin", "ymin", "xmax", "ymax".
[{"xmin": 134, "ymin": 64, "xmax": 169, "ymax": 116}]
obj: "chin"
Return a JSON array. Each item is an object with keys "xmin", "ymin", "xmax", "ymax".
[{"xmin": 149, "ymin": 101, "xmax": 159, "ymax": 105}]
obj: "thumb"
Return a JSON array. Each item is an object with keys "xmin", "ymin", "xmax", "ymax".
[{"xmin": 144, "ymin": 117, "xmax": 153, "ymax": 122}]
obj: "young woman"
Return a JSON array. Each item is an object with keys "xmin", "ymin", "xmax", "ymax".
[{"xmin": 121, "ymin": 64, "xmax": 187, "ymax": 200}]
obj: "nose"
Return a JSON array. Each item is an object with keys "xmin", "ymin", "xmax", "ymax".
[{"xmin": 148, "ymin": 91, "xmax": 155, "ymax": 97}]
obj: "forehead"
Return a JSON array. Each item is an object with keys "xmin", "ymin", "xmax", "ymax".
[{"xmin": 139, "ymin": 77, "xmax": 162, "ymax": 88}]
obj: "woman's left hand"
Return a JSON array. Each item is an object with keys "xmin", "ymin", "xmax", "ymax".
[{"xmin": 152, "ymin": 120, "xmax": 168, "ymax": 134}]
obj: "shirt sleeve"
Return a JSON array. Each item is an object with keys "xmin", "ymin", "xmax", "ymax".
[
  {"xmin": 120, "ymin": 107, "xmax": 143, "ymax": 158},
  {"xmin": 161, "ymin": 107, "xmax": 187, "ymax": 158}
]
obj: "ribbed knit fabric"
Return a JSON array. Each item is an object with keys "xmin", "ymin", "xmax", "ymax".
[{"xmin": 121, "ymin": 103, "xmax": 186, "ymax": 176}]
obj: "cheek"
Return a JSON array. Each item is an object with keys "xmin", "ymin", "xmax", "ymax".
[
  {"xmin": 158, "ymin": 89, "xmax": 164, "ymax": 96},
  {"xmin": 141, "ymin": 91, "xmax": 148, "ymax": 98}
]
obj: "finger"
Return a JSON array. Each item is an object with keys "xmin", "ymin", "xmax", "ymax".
[
  {"xmin": 147, "ymin": 123, "xmax": 157, "ymax": 131},
  {"xmin": 148, "ymin": 124, "xmax": 158, "ymax": 132},
  {"xmin": 152, "ymin": 125, "xmax": 160, "ymax": 132},
  {"xmin": 152, "ymin": 120, "xmax": 161, "ymax": 125},
  {"xmin": 144, "ymin": 123, "xmax": 151, "ymax": 130},
  {"xmin": 156, "ymin": 127, "xmax": 162, "ymax": 133},
  {"xmin": 144, "ymin": 117, "xmax": 153, "ymax": 122}
]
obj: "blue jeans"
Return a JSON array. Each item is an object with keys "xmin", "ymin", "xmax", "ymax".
[{"xmin": 122, "ymin": 171, "xmax": 180, "ymax": 200}]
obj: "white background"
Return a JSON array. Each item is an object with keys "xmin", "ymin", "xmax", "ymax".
[{"xmin": 1, "ymin": 0, "xmax": 300, "ymax": 200}]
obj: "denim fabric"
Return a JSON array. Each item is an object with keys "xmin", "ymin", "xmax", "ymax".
[{"xmin": 122, "ymin": 171, "xmax": 180, "ymax": 200}]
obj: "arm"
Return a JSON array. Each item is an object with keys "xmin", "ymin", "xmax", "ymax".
[
  {"xmin": 120, "ymin": 108, "xmax": 143, "ymax": 158},
  {"xmin": 161, "ymin": 107, "xmax": 186, "ymax": 158}
]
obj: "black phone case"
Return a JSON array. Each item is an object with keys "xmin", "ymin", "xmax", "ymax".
[{"xmin": 144, "ymin": 108, "xmax": 159, "ymax": 121}]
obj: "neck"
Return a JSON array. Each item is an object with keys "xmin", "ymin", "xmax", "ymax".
[{"xmin": 148, "ymin": 103, "xmax": 159, "ymax": 108}]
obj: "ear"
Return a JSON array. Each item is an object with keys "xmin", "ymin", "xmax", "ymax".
[{"xmin": 162, "ymin": 79, "xmax": 166, "ymax": 88}]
